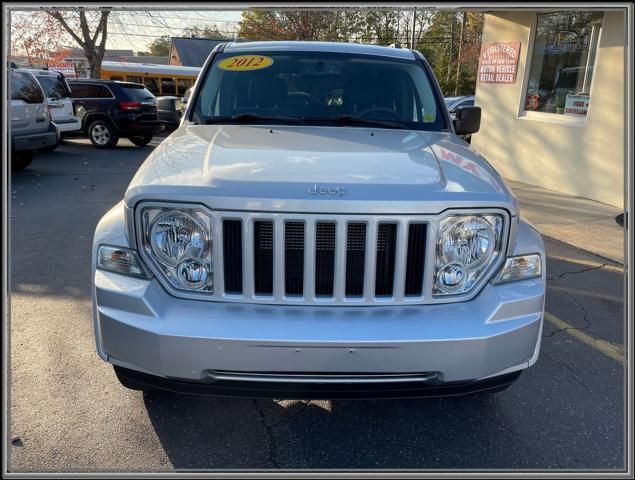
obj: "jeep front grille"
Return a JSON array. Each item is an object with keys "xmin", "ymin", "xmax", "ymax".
[{"xmin": 216, "ymin": 213, "xmax": 429, "ymax": 305}]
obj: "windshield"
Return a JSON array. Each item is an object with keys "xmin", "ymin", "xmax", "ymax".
[{"xmin": 192, "ymin": 50, "xmax": 444, "ymax": 130}]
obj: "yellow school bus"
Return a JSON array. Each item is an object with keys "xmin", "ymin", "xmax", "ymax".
[{"xmin": 100, "ymin": 61, "xmax": 201, "ymax": 96}]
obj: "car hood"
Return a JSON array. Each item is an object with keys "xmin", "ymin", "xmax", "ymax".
[{"xmin": 125, "ymin": 124, "xmax": 517, "ymax": 215}]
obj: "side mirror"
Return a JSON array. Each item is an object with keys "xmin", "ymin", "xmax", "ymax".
[{"xmin": 453, "ymin": 106, "xmax": 481, "ymax": 136}]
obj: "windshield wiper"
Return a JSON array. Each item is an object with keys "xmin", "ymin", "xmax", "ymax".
[
  {"xmin": 302, "ymin": 115, "xmax": 406, "ymax": 129},
  {"xmin": 205, "ymin": 113, "xmax": 303, "ymax": 125}
]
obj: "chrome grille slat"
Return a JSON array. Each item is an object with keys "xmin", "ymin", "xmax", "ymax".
[
  {"xmin": 242, "ymin": 219, "xmax": 255, "ymax": 298},
  {"xmin": 333, "ymin": 220, "xmax": 347, "ymax": 301},
  {"xmin": 273, "ymin": 218, "xmax": 285, "ymax": 299},
  {"xmin": 393, "ymin": 220, "xmax": 409, "ymax": 301},
  {"xmin": 303, "ymin": 221, "xmax": 316, "ymax": 300},
  {"xmin": 363, "ymin": 221, "xmax": 378, "ymax": 300}
]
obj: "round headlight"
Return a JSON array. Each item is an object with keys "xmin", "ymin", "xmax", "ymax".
[
  {"xmin": 149, "ymin": 211, "xmax": 208, "ymax": 267},
  {"xmin": 177, "ymin": 258, "xmax": 209, "ymax": 289},
  {"xmin": 439, "ymin": 216, "xmax": 495, "ymax": 270},
  {"xmin": 436, "ymin": 262, "xmax": 467, "ymax": 293}
]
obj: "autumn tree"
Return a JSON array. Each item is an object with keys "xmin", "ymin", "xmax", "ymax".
[
  {"xmin": 47, "ymin": 9, "xmax": 110, "ymax": 78},
  {"xmin": 11, "ymin": 8, "xmax": 173, "ymax": 77},
  {"xmin": 418, "ymin": 11, "xmax": 484, "ymax": 95},
  {"xmin": 10, "ymin": 10, "xmax": 67, "ymax": 66},
  {"xmin": 238, "ymin": 10, "xmax": 355, "ymax": 42}
]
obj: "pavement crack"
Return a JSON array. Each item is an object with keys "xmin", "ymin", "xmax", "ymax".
[
  {"xmin": 547, "ymin": 263, "xmax": 607, "ymax": 281},
  {"xmin": 543, "ymin": 294, "xmax": 592, "ymax": 338},
  {"xmin": 252, "ymin": 399, "xmax": 312, "ymax": 468},
  {"xmin": 252, "ymin": 399, "xmax": 281, "ymax": 469}
]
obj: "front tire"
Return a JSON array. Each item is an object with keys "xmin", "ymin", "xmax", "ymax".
[
  {"xmin": 11, "ymin": 150, "xmax": 34, "ymax": 171},
  {"xmin": 88, "ymin": 120, "xmax": 119, "ymax": 149},
  {"xmin": 128, "ymin": 134, "xmax": 153, "ymax": 147}
]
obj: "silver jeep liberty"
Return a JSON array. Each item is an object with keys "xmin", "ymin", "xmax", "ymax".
[{"xmin": 92, "ymin": 42, "xmax": 545, "ymax": 398}]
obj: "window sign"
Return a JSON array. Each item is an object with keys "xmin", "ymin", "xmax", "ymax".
[
  {"xmin": 478, "ymin": 43, "xmax": 521, "ymax": 84},
  {"xmin": 524, "ymin": 11, "xmax": 603, "ymax": 116},
  {"xmin": 564, "ymin": 94, "xmax": 590, "ymax": 116}
]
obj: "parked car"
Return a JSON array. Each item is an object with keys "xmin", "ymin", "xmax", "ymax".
[
  {"xmin": 29, "ymin": 69, "xmax": 81, "ymax": 150},
  {"xmin": 156, "ymin": 96, "xmax": 182, "ymax": 130},
  {"xmin": 10, "ymin": 69, "xmax": 60, "ymax": 170},
  {"xmin": 445, "ymin": 95, "xmax": 476, "ymax": 120},
  {"xmin": 65, "ymin": 79, "xmax": 164, "ymax": 148},
  {"xmin": 93, "ymin": 42, "xmax": 545, "ymax": 399},
  {"xmin": 177, "ymin": 86, "xmax": 193, "ymax": 116}
]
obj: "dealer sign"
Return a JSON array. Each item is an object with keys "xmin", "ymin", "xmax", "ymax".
[{"xmin": 478, "ymin": 42, "xmax": 521, "ymax": 84}]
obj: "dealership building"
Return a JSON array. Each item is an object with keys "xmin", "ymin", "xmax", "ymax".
[{"xmin": 471, "ymin": 10, "xmax": 625, "ymax": 208}]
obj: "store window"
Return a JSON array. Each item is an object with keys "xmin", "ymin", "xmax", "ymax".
[{"xmin": 524, "ymin": 11, "xmax": 603, "ymax": 117}]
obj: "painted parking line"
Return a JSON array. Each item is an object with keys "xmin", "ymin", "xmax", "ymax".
[
  {"xmin": 544, "ymin": 312, "xmax": 625, "ymax": 365},
  {"xmin": 548, "ymin": 254, "xmax": 624, "ymax": 272}
]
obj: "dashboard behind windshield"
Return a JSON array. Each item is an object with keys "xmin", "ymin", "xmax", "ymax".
[{"xmin": 191, "ymin": 50, "xmax": 445, "ymax": 131}]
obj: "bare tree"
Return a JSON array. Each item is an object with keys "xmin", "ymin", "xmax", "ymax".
[{"xmin": 48, "ymin": 9, "xmax": 110, "ymax": 78}]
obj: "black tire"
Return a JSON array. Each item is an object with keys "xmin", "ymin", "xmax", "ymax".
[
  {"xmin": 113, "ymin": 366, "xmax": 158, "ymax": 392},
  {"xmin": 88, "ymin": 119, "xmax": 119, "ymax": 149},
  {"xmin": 11, "ymin": 150, "xmax": 34, "ymax": 172},
  {"xmin": 128, "ymin": 134, "xmax": 153, "ymax": 147}
]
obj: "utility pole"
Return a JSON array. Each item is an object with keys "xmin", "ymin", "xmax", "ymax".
[
  {"xmin": 410, "ymin": 7, "xmax": 417, "ymax": 49},
  {"xmin": 454, "ymin": 12, "xmax": 467, "ymax": 96}
]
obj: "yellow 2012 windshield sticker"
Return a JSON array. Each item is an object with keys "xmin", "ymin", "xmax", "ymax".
[{"xmin": 217, "ymin": 55, "xmax": 273, "ymax": 71}]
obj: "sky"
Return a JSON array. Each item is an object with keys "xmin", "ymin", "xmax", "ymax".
[{"xmin": 105, "ymin": 10, "xmax": 244, "ymax": 52}]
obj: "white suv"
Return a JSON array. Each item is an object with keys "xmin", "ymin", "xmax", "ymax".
[{"xmin": 27, "ymin": 69, "xmax": 81, "ymax": 149}]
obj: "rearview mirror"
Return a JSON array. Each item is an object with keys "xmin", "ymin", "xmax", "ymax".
[{"xmin": 453, "ymin": 106, "xmax": 481, "ymax": 136}]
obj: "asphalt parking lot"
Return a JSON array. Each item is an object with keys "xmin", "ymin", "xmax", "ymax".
[{"xmin": 9, "ymin": 138, "xmax": 625, "ymax": 471}]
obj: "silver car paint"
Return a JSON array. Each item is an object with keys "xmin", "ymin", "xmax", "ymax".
[
  {"xmin": 93, "ymin": 200, "xmax": 544, "ymax": 383},
  {"xmin": 92, "ymin": 42, "xmax": 545, "ymax": 388}
]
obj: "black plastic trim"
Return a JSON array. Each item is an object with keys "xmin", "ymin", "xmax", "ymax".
[{"xmin": 114, "ymin": 366, "xmax": 522, "ymax": 400}]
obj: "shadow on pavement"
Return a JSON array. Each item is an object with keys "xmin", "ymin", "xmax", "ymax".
[{"xmin": 142, "ymin": 390, "xmax": 516, "ymax": 469}]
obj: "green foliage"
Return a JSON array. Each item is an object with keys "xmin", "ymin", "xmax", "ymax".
[{"xmin": 147, "ymin": 36, "xmax": 170, "ymax": 56}]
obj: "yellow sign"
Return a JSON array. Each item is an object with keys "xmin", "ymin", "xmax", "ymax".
[{"xmin": 217, "ymin": 55, "xmax": 274, "ymax": 71}]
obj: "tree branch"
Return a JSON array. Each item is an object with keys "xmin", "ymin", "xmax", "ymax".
[
  {"xmin": 48, "ymin": 11, "xmax": 84, "ymax": 47},
  {"xmin": 92, "ymin": 10, "xmax": 110, "ymax": 44}
]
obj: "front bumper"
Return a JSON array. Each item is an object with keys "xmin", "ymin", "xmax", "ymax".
[
  {"xmin": 94, "ymin": 269, "xmax": 545, "ymax": 393},
  {"xmin": 114, "ymin": 365, "xmax": 522, "ymax": 399}
]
